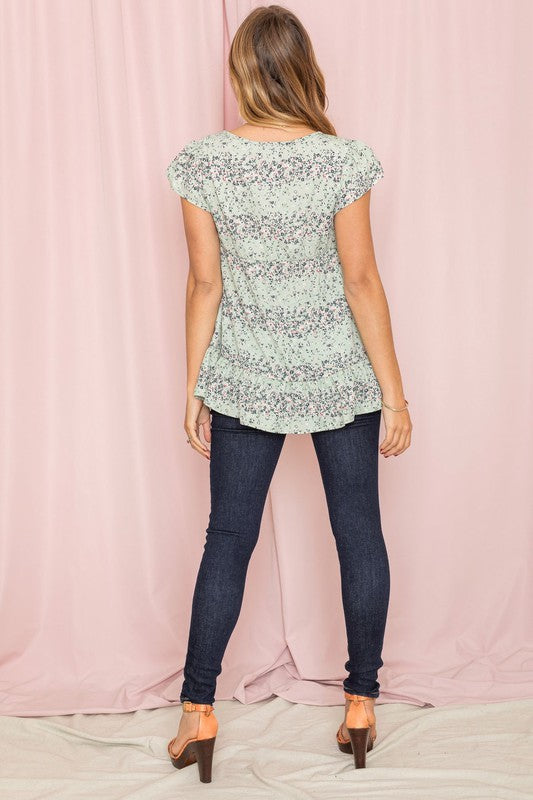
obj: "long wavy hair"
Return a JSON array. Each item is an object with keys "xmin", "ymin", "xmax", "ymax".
[{"xmin": 228, "ymin": 5, "xmax": 337, "ymax": 136}]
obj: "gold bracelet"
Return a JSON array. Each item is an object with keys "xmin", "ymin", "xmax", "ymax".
[{"xmin": 381, "ymin": 398, "xmax": 409, "ymax": 412}]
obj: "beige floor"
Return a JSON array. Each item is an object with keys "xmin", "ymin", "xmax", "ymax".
[{"xmin": 1, "ymin": 696, "xmax": 532, "ymax": 799}]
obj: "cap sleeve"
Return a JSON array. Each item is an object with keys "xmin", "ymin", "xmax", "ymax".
[
  {"xmin": 334, "ymin": 140, "xmax": 384, "ymax": 213},
  {"xmin": 166, "ymin": 143, "xmax": 211, "ymax": 212}
]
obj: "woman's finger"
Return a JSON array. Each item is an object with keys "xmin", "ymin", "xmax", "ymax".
[{"xmin": 185, "ymin": 424, "xmax": 210, "ymax": 459}]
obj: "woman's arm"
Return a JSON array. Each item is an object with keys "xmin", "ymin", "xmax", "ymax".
[
  {"xmin": 335, "ymin": 191, "xmax": 412, "ymax": 457},
  {"xmin": 180, "ymin": 198, "xmax": 222, "ymax": 460}
]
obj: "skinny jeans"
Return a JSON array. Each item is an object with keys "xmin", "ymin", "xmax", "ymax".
[{"xmin": 180, "ymin": 407, "xmax": 390, "ymax": 704}]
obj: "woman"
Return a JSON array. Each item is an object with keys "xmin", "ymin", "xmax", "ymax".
[{"xmin": 165, "ymin": 4, "xmax": 411, "ymax": 782}]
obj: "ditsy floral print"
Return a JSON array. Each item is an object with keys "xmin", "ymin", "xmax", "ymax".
[{"xmin": 167, "ymin": 130, "xmax": 384, "ymax": 434}]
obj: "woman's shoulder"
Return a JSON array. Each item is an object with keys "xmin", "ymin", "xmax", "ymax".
[
  {"xmin": 185, "ymin": 131, "xmax": 224, "ymax": 148},
  {"xmin": 168, "ymin": 132, "xmax": 225, "ymax": 167},
  {"xmin": 308, "ymin": 133, "xmax": 382, "ymax": 168},
  {"xmin": 328, "ymin": 134, "xmax": 379, "ymax": 157}
]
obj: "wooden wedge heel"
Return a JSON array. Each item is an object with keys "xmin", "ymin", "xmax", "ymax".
[
  {"xmin": 167, "ymin": 701, "xmax": 218, "ymax": 783},
  {"xmin": 335, "ymin": 692, "xmax": 377, "ymax": 769}
]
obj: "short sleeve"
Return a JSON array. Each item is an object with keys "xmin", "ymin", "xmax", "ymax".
[
  {"xmin": 166, "ymin": 144, "xmax": 211, "ymax": 212},
  {"xmin": 334, "ymin": 140, "xmax": 384, "ymax": 213}
]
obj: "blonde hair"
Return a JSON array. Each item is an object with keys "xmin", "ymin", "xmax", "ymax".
[{"xmin": 228, "ymin": 5, "xmax": 337, "ymax": 136}]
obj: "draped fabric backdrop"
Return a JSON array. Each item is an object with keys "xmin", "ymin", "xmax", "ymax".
[{"xmin": 0, "ymin": 0, "xmax": 531, "ymax": 715}]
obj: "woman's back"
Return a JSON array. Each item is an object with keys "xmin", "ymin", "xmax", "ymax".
[{"xmin": 167, "ymin": 129, "xmax": 384, "ymax": 434}]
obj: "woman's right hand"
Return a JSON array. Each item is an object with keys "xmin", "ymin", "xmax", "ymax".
[{"xmin": 185, "ymin": 396, "xmax": 212, "ymax": 460}]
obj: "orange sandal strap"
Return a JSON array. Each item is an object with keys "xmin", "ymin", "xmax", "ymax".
[
  {"xmin": 344, "ymin": 692, "xmax": 375, "ymax": 702},
  {"xmin": 182, "ymin": 700, "xmax": 214, "ymax": 714},
  {"xmin": 336, "ymin": 723, "xmax": 351, "ymax": 744}
]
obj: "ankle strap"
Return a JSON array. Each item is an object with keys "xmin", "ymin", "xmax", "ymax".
[
  {"xmin": 182, "ymin": 700, "xmax": 214, "ymax": 714},
  {"xmin": 344, "ymin": 691, "xmax": 374, "ymax": 702}
]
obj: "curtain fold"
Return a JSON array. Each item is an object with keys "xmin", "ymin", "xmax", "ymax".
[{"xmin": 0, "ymin": 0, "xmax": 531, "ymax": 715}]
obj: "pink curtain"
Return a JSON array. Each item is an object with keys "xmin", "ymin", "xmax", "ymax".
[{"xmin": 0, "ymin": 0, "xmax": 531, "ymax": 715}]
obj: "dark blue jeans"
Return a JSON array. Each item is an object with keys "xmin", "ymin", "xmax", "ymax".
[{"xmin": 180, "ymin": 408, "xmax": 390, "ymax": 704}]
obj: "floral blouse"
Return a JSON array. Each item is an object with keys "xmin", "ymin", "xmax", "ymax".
[{"xmin": 167, "ymin": 129, "xmax": 384, "ymax": 434}]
